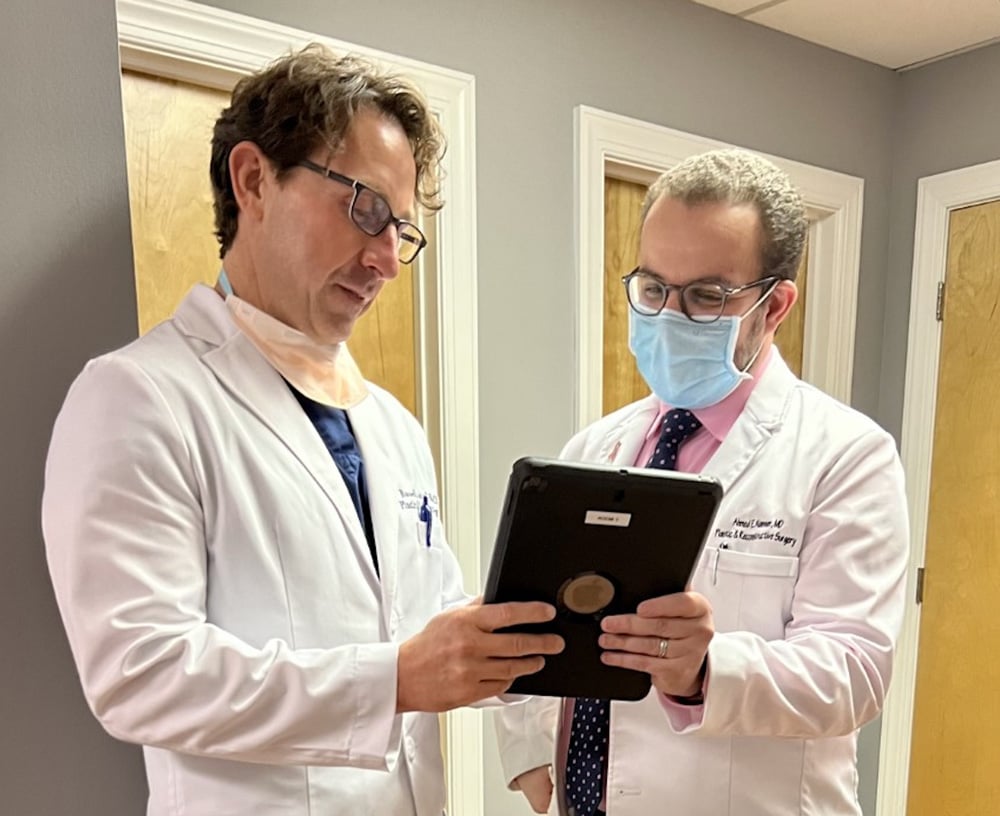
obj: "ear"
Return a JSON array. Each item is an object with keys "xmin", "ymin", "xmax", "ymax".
[
  {"xmin": 763, "ymin": 279, "xmax": 798, "ymax": 334},
  {"xmin": 228, "ymin": 141, "xmax": 272, "ymax": 225}
]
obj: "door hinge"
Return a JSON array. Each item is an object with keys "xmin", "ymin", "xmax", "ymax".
[
  {"xmin": 915, "ymin": 566, "xmax": 925, "ymax": 604},
  {"xmin": 935, "ymin": 281, "xmax": 946, "ymax": 321}
]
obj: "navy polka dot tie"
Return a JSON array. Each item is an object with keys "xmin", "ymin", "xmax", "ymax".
[
  {"xmin": 644, "ymin": 408, "xmax": 702, "ymax": 471},
  {"xmin": 565, "ymin": 408, "xmax": 702, "ymax": 816}
]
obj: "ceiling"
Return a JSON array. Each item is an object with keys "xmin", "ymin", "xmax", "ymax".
[{"xmin": 689, "ymin": 0, "xmax": 1000, "ymax": 70}]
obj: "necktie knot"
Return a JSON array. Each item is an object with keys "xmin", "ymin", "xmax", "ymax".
[{"xmin": 646, "ymin": 408, "xmax": 703, "ymax": 471}]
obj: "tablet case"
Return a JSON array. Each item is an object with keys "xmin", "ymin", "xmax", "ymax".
[{"xmin": 483, "ymin": 457, "xmax": 722, "ymax": 700}]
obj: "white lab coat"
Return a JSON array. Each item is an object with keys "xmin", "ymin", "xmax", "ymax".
[
  {"xmin": 496, "ymin": 351, "xmax": 909, "ymax": 816},
  {"xmin": 43, "ymin": 285, "xmax": 467, "ymax": 816}
]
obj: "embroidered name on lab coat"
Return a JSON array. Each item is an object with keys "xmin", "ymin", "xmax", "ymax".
[
  {"xmin": 714, "ymin": 516, "xmax": 798, "ymax": 548},
  {"xmin": 398, "ymin": 488, "xmax": 438, "ymax": 512}
]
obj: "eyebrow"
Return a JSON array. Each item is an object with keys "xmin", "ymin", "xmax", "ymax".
[
  {"xmin": 313, "ymin": 159, "xmax": 417, "ymax": 223},
  {"xmin": 356, "ymin": 177, "xmax": 417, "ymax": 223},
  {"xmin": 635, "ymin": 266, "xmax": 735, "ymax": 287}
]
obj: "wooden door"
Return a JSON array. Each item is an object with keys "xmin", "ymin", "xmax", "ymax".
[
  {"xmin": 777, "ymin": 245, "xmax": 807, "ymax": 378},
  {"xmin": 602, "ymin": 177, "xmax": 649, "ymax": 414},
  {"xmin": 906, "ymin": 200, "xmax": 1000, "ymax": 816},
  {"xmin": 601, "ymin": 176, "xmax": 809, "ymax": 414},
  {"xmin": 121, "ymin": 70, "xmax": 421, "ymax": 417}
]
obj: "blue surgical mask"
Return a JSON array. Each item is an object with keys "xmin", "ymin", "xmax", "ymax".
[{"xmin": 628, "ymin": 297, "xmax": 768, "ymax": 410}]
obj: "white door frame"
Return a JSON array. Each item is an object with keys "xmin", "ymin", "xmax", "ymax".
[
  {"xmin": 875, "ymin": 157, "xmax": 1000, "ymax": 816},
  {"xmin": 116, "ymin": 1, "xmax": 484, "ymax": 812},
  {"xmin": 574, "ymin": 105, "xmax": 864, "ymax": 428}
]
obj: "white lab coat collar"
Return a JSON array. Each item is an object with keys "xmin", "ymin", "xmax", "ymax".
[
  {"xmin": 347, "ymin": 397, "xmax": 405, "ymax": 619},
  {"xmin": 588, "ymin": 394, "xmax": 661, "ymax": 468},
  {"xmin": 176, "ymin": 284, "xmax": 382, "ymax": 596},
  {"xmin": 702, "ymin": 349, "xmax": 798, "ymax": 492},
  {"xmin": 586, "ymin": 349, "xmax": 800, "ymax": 493}
]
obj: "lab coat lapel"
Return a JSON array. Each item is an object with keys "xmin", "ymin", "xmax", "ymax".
[
  {"xmin": 701, "ymin": 351, "xmax": 797, "ymax": 492},
  {"xmin": 179, "ymin": 287, "xmax": 378, "ymax": 590},
  {"xmin": 347, "ymin": 398, "xmax": 402, "ymax": 632},
  {"xmin": 596, "ymin": 395, "xmax": 661, "ymax": 467}
]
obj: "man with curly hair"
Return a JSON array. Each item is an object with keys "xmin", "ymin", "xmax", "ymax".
[{"xmin": 43, "ymin": 45, "xmax": 561, "ymax": 816}]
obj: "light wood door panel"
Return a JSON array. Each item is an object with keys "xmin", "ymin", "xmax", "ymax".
[
  {"xmin": 601, "ymin": 176, "xmax": 810, "ymax": 412},
  {"xmin": 775, "ymin": 246, "xmax": 807, "ymax": 379},
  {"xmin": 122, "ymin": 69, "xmax": 223, "ymax": 331},
  {"xmin": 907, "ymin": 200, "xmax": 1000, "ymax": 816},
  {"xmin": 121, "ymin": 70, "xmax": 419, "ymax": 417},
  {"xmin": 603, "ymin": 177, "xmax": 649, "ymax": 414}
]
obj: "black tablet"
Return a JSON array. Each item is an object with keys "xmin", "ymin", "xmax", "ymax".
[{"xmin": 483, "ymin": 456, "xmax": 723, "ymax": 700}]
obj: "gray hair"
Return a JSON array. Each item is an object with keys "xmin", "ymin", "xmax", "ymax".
[{"xmin": 641, "ymin": 148, "xmax": 807, "ymax": 281}]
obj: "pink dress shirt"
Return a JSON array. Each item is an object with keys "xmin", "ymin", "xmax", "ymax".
[{"xmin": 561, "ymin": 349, "xmax": 773, "ymax": 812}]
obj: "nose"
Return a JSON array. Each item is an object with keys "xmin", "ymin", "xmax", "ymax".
[
  {"xmin": 663, "ymin": 287, "xmax": 684, "ymax": 313},
  {"xmin": 360, "ymin": 225, "xmax": 400, "ymax": 281}
]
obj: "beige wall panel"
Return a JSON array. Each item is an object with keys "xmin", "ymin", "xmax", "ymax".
[
  {"xmin": 122, "ymin": 70, "xmax": 419, "ymax": 416},
  {"xmin": 907, "ymin": 200, "xmax": 1000, "ymax": 816}
]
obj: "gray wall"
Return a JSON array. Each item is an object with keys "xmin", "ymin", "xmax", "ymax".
[
  {"xmin": 7, "ymin": 0, "xmax": 998, "ymax": 814},
  {"xmin": 1, "ymin": 0, "xmax": 147, "ymax": 813}
]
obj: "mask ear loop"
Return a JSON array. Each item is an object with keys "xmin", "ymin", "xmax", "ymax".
[
  {"xmin": 218, "ymin": 268, "xmax": 235, "ymax": 298},
  {"xmin": 740, "ymin": 278, "xmax": 782, "ymax": 320},
  {"xmin": 735, "ymin": 278, "xmax": 782, "ymax": 374}
]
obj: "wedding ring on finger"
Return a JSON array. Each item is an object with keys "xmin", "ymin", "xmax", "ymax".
[{"xmin": 657, "ymin": 638, "xmax": 670, "ymax": 659}]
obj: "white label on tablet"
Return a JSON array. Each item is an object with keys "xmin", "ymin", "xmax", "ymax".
[{"xmin": 584, "ymin": 510, "xmax": 632, "ymax": 527}]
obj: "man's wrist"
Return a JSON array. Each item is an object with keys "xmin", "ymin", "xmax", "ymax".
[
  {"xmin": 669, "ymin": 658, "xmax": 707, "ymax": 705},
  {"xmin": 670, "ymin": 688, "xmax": 704, "ymax": 705}
]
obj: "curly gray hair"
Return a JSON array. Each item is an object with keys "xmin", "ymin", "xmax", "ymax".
[{"xmin": 641, "ymin": 148, "xmax": 807, "ymax": 281}]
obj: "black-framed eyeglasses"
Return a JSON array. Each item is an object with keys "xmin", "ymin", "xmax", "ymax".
[
  {"xmin": 298, "ymin": 159, "xmax": 427, "ymax": 264},
  {"xmin": 622, "ymin": 268, "xmax": 780, "ymax": 324}
]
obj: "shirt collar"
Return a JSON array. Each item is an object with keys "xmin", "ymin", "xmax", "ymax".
[{"xmin": 643, "ymin": 347, "xmax": 774, "ymax": 444}]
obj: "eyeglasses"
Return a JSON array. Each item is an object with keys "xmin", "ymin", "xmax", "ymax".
[
  {"xmin": 622, "ymin": 268, "xmax": 780, "ymax": 324},
  {"xmin": 297, "ymin": 159, "xmax": 428, "ymax": 264}
]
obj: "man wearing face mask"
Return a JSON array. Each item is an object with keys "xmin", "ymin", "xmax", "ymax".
[
  {"xmin": 41, "ymin": 46, "xmax": 563, "ymax": 816},
  {"xmin": 495, "ymin": 149, "xmax": 909, "ymax": 816}
]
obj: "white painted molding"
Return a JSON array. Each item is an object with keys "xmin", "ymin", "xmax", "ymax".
[
  {"xmin": 574, "ymin": 105, "xmax": 863, "ymax": 428},
  {"xmin": 116, "ymin": 1, "xmax": 483, "ymax": 813},
  {"xmin": 876, "ymin": 156, "xmax": 1000, "ymax": 816}
]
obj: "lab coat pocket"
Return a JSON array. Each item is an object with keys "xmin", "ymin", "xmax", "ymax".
[
  {"xmin": 697, "ymin": 547, "xmax": 799, "ymax": 640},
  {"xmin": 395, "ymin": 521, "xmax": 444, "ymax": 638}
]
